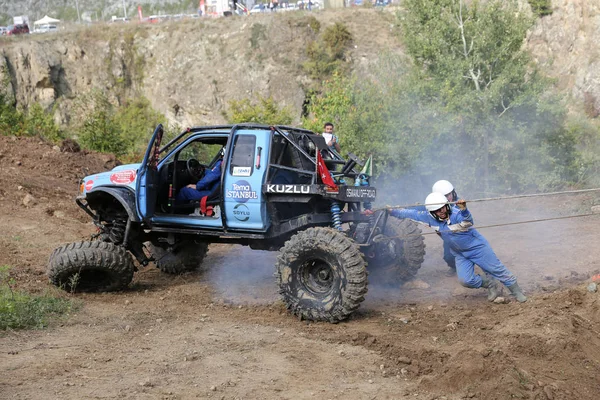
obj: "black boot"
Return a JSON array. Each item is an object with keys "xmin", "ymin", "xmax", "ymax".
[
  {"xmin": 480, "ymin": 275, "xmax": 500, "ymax": 302},
  {"xmin": 507, "ymin": 282, "xmax": 527, "ymax": 303}
]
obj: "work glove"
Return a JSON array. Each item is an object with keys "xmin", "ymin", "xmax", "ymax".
[{"xmin": 456, "ymin": 199, "xmax": 467, "ymax": 210}]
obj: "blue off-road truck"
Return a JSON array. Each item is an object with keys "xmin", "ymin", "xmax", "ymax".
[{"xmin": 48, "ymin": 124, "xmax": 425, "ymax": 322}]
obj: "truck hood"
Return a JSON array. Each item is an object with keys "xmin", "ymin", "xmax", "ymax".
[{"xmin": 80, "ymin": 163, "xmax": 141, "ymax": 196}]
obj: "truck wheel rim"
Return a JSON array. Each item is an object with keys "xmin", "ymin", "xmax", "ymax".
[{"xmin": 300, "ymin": 259, "xmax": 334, "ymax": 296}]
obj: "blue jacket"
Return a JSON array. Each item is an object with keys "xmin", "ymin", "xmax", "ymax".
[{"xmin": 390, "ymin": 206, "xmax": 489, "ymax": 254}]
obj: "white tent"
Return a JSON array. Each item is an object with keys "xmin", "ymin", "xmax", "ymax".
[{"xmin": 33, "ymin": 15, "xmax": 61, "ymax": 26}]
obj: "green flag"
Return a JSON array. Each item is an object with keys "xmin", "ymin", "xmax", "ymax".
[{"xmin": 360, "ymin": 155, "xmax": 373, "ymax": 176}]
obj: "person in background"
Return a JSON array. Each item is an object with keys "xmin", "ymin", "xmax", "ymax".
[
  {"xmin": 389, "ymin": 192, "xmax": 528, "ymax": 303},
  {"xmin": 322, "ymin": 122, "xmax": 341, "ymax": 154}
]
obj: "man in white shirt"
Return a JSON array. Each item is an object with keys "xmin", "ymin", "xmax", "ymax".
[{"xmin": 322, "ymin": 122, "xmax": 341, "ymax": 153}]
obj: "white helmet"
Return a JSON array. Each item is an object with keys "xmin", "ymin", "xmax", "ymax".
[
  {"xmin": 432, "ymin": 180, "xmax": 454, "ymax": 196},
  {"xmin": 425, "ymin": 192, "xmax": 448, "ymax": 212}
]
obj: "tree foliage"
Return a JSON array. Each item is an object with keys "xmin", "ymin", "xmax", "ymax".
[
  {"xmin": 528, "ymin": 0, "xmax": 553, "ymax": 17},
  {"xmin": 398, "ymin": 0, "xmax": 574, "ymax": 193},
  {"xmin": 0, "ymin": 94, "xmax": 63, "ymax": 143},
  {"xmin": 305, "ymin": 0, "xmax": 580, "ymax": 200},
  {"xmin": 303, "ymin": 22, "xmax": 353, "ymax": 80},
  {"xmin": 225, "ymin": 95, "xmax": 293, "ymax": 126},
  {"xmin": 73, "ymin": 90, "xmax": 175, "ymax": 161}
]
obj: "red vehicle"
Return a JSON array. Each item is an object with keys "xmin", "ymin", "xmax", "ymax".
[{"xmin": 6, "ymin": 24, "xmax": 30, "ymax": 35}]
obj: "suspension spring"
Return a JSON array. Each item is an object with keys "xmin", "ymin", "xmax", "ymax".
[
  {"xmin": 358, "ymin": 174, "xmax": 372, "ymax": 211},
  {"xmin": 331, "ymin": 201, "xmax": 342, "ymax": 231},
  {"xmin": 107, "ymin": 218, "xmax": 127, "ymax": 244}
]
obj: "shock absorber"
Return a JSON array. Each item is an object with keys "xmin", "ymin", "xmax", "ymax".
[
  {"xmin": 355, "ymin": 173, "xmax": 372, "ymax": 211},
  {"xmin": 330, "ymin": 201, "xmax": 342, "ymax": 231}
]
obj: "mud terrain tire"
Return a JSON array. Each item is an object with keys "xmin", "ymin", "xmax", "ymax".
[
  {"xmin": 275, "ymin": 227, "xmax": 368, "ymax": 323},
  {"xmin": 48, "ymin": 241, "xmax": 134, "ymax": 292},
  {"xmin": 147, "ymin": 241, "xmax": 209, "ymax": 274},
  {"xmin": 367, "ymin": 218, "xmax": 426, "ymax": 284}
]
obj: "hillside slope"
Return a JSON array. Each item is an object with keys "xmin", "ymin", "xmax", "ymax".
[
  {"xmin": 0, "ymin": 9, "xmax": 403, "ymax": 128},
  {"xmin": 2, "ymin": 5, "xmax": 599, "ymax": 130},
  {"xmin": 1, "ymin": 134, "xmax": 600, "ymax": 399}
]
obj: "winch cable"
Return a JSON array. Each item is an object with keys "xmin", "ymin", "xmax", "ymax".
[
  {"xmin": 382, "ymin": 212, "xmax": 600, "ymax": 240},
  {"xmin": 378, "ymin": 187, "xmax": 600, "ymax": 211},
  {"xmin": 368, "ymin": 187, "xmax": 600, "ymax": 240}
]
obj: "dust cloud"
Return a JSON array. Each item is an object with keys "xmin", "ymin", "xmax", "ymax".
[{"xmin": 205, "ymin": 245, "xmax": 279, "ymax": 305}]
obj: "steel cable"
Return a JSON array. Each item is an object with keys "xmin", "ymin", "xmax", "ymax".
[
  {"xmin": 377, "ymin": 187, "xmax": 600, "ymax": 211},
  {"xmin": 367, "ymin": 187, "xmax": 600, "ymax": 240},
  {"xmin": 384, "ymin": 212, "xmax": 600, "ymax": 240}
]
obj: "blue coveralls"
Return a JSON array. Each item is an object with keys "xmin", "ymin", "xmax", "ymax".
[
  {"xmin": 412, "ymin": 204, "xmax": 456, "ymax": 270},
  {"xmin": 176, "ymin": 160, "xmax": 222, "ymax": 203},
  {"xmin": 390, "ymin": 206, "xmax": 517, "ymax": 288}
]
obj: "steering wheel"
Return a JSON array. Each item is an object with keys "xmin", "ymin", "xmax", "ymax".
[{"xmin": 186, "ymin": 158, "xmax": 205, "ymax": 181}]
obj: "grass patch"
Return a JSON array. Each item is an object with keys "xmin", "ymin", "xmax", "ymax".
[{"xmin": 0, "ymin": 266, "xmax": 77, "ymax": 331}]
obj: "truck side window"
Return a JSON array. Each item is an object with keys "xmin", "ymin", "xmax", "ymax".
[{"xmin": 230, "ymin": 135, "xmax": 256, "ymax": 174}]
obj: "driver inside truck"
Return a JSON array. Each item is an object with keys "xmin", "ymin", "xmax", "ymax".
[{"xmin": 175, "ymin": 149, "xmax": 224, "ymax": 204}]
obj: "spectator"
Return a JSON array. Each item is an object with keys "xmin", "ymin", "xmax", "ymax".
[{"xmin": 321, "ymin": 122, "xmax": 341, "ymax": 154}]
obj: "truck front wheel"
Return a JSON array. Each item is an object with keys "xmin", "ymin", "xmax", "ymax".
[{"xmin": 47, "ymin": 241, "xmax": 134, "ymax": 292}]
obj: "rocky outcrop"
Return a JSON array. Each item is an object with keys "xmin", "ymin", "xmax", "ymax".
[
  {"xmin": 527, "ymin": 0, "xmax": 600, "ymax": 115},
  {"xmin": 1, "ymin": 4, "xmax": 599, "ymax": 128},
  {"xmin": 0, "ymin": 10, "xmax": 400, "ymax": 127}
]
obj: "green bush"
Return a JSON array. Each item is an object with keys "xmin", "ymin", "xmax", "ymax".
[
  {"xmin": 322, "ymin": 22, "xmax": 353, "ymax": 61},
  {"xmin": 73, "ymin": 90, "xmax": 174, "ymax": 161},
  {"xmin": 528, "ymin": 0, "xmax": 552, "ymax": 17},
  {"xmin": 226, "ymin": 95, "xmax": 294, "ymax": 125},
  {"xmin": 24, "ymin": 103, "xmax": 63, "ymax": 143},
  {"xmin": 0, "ymin": 265, "xmax": 76, "ymax": 330},
  {"xmin": 115, "ymin": 96, "xmax": 168, "ymax": 159},
  {"xmin": 304, "ymin": 22, "xmax": 353, "ymax": 80},
  {"xmin": 0, "ymin": 94, "xmax": 63, "ymax": 142},
  {"xmin": 79, "ymin": 109, "xmax": 125, "ymax": 155},
  {"xmin": 250, "ymin": 23, "xmax": 267, "ymax": 49},
  {"xmin": 0, "ymin": 94, "xmax": 25, "ymax": 136},
  {"xmin": 306, "ymin": 16, "xmax": 321, "ymax": 34}
]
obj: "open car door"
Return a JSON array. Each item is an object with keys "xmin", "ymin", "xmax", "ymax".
[{"xmin": 136, "ymin": 124, "xmax": 164, "ymax": 223}]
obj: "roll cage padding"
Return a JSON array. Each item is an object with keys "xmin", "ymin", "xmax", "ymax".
[{"xmin": 86, "ymin": 187, "xmax": 141, "ymax": 222}]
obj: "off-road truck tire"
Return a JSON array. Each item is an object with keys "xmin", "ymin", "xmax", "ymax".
[
  {"xmin": 146, "ymin": 241, "xmax": 209, "ymax": 274},
  {"xmin": 275, "ymin": 227, "xmax": 368, "ymax": 323},
  {"xmin": 367, "ymin": 218, "xmax": 426, "ymax": 284},
  {"xmin": 48, "ymin": 241, "xmax": 134, "ymax": 292}
]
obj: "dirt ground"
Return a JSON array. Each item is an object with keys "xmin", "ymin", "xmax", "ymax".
[{"xmin": 1, "ymin": 135, "xmax": 600, "ymax": 400}]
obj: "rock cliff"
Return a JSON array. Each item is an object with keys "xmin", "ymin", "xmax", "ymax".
[{"xmin": 1, "ymin": 4, "xmax": 598, "ymax": 128}]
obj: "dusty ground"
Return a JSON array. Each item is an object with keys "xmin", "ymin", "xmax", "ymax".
[{"xmin": 1, "ymin": 135, "xmax": 600, "ymax": 399}]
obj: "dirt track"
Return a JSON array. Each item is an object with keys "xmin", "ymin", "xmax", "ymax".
[{"xmin": 1, "ymin": 135, "xmax": 600, "ymax": 400}]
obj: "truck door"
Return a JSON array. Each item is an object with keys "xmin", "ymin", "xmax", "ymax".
[
  {"xmin": 136, "ymin": 124, "xmax": 163, "ymax": 223},
  {"xmin": 223, "ymin": 130, "xmax": 269, "ymax": 231}
]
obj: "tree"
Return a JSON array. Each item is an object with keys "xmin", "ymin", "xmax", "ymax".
[{"xmin": 400, "ymin": 0, "xmax": 575, "ymax": 193}]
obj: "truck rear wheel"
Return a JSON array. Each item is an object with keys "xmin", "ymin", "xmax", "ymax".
[
  {"xmin": 147, "ymin": 241, "xmax": 209, "ymax": 274},
  {"xmin": 275, "ymin": 227, "xmax": 368, "ymax": 323},
  {"xmin": 367, "ymin": 218, "xmax": 426, "ymax": 284},
  {"xmin": 47, "ymin": 241, "xmax": 134, "ymax": 292}
]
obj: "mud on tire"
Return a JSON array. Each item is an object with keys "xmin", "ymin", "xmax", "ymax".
[
  {"xmin": 275, "ymin": 227, "xmax": 368, "ymax": 323},
  {"xmin": 147, "ymin": 241, "xmax": 209, "ymax": 274},
  {"xmin": 367, "ymin": 218, "xmax": 426, "ymax": 284},
  {"xmin": 47, "ymin": 241, "xmax": 134, "ymax": 292}
]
